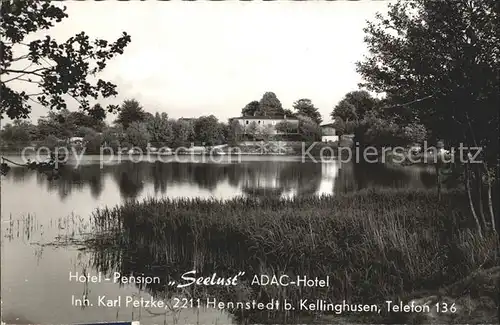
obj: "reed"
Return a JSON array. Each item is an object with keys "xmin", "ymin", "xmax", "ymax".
[{"xmin": 90, "ymin": 188, "xmax": 498, "ymax": 320}]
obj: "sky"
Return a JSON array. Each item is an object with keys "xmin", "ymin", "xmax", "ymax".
[{"xmin": 7, "ymin": 1, "xmax": 393, "ymax": 125}]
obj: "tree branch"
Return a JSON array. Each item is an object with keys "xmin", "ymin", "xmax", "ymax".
[
  {"xmin": 3, "ymin": 67, "xmax": 46, "ymax": 78},
  {"xmin": 379, "ymin": 94, "xmax": 435, "ymax": 110}
]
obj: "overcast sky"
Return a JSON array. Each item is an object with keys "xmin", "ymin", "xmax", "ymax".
[{"xmin": 8, "ymin": 1, "xmax": 393, "ymax": 125}]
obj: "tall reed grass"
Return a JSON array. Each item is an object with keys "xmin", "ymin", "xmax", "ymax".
[{"xmin": 90, "ymin": 188, "xmax": 498, "ymax": 321}]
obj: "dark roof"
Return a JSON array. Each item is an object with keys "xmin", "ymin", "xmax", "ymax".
[
  {"xmin": 230, "ymin": 116, "xmax": 299, "ymax": 121},
  {"xmin": 320, "ymin": 123, "xmax": 336, "ymax": 128}
]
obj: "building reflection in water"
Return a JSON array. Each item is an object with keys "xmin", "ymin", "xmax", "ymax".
[
  {"xmin": 3, "ymin": 156, "xmax": 435, "ymax": 204},
  {"xmin": 316, "ymin": 160, "xmax": 341, "ymax": 197}
]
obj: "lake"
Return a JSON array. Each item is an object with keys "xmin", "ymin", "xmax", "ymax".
[{"xmin": 1, "ymin": 155, "xmax": 436, "ymax": 324}]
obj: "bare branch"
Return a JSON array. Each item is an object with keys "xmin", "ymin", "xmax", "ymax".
[
  {"xmin": 11, "ymin": 54, "xmax": 30, "ymax": 62},
  {"xmin": 379, "ymin": 94, "xmax": 435, "ymax": 109},
  {"xmin": 16, "ymin": 77, "xmax": 41, "ymax": 84},
  {"xmin": 25, "ymin": 92, "xmax": 45, "ymax": 97},
  {"xmin": 3, "ymin": 67, "xmax": 47, "ymax": 78}
]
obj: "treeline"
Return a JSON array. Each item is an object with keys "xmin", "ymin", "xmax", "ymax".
[
  {"xmin": 0, "ymin": 100, "xmax": 229, "ymax": 153},
  {"xmin": 0, "ymin": 95, "xmax": 326, "ymax": 153},
  {"xmin": 1, "ymin": 90, "xmax": 435, "ymax": 155},
  {"xmin": 330, "ymin": 90, "xmax": 428, "ymax": 148}
]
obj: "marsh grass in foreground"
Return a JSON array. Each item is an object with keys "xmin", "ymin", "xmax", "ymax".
[{"xmin": 90, "ymin": 188, "xmax": 498, "ymax": 322}]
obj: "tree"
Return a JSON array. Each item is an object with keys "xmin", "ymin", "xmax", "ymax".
[
  {"xmin": 125, "ymin": 121, "xmax": 150, "ymax": 149},
  {"xmin": 293, "ymin": 99, "xmax": 322, "ymax": 125},
  {"xmin": 259, "ymin": 92, "xmax": 285, "ymax": 116},
  {"xmin": 0, "ymin": 120, "xmax": 34, "ymax": 143},
  {"xmin": 81, "ymin": 128, "xmax": 102, "ymax": 154},
  {"xmin": 172, "ymin": 120, "xmax": 194, "ymax": 148},
  {"xmin": 402, "ymin": 122, "xmax": 428, "ymax": 144},
  {"xmin": 331, "ymin": 91, "xmax": 380, "ymax": 123},
  {"xmin": 42, "ymin": 134, "xmax": 59, "ymax": 150},
  {"xmin": 87, "ymin": 104, "xmax": 107, "ymax": 122},
  {"xmin": 332, "ymin": 91, "xmax": 388, "ymax": 146},
  {"xmin": 276, "ymin": 121, "xmax": 298, "ymax": 134},
  {"xmin": 245, "ymin": 121, "xmax": 259, "ymax": 140},
  {"xmin": 283, "ymin": 109, "xmax": 295, "ymax": 117},
  {"xmin": 101, "ymin": 125, "xmax": 123, "ymax": 151},
  {"xmin": 227, "ymin": 120, "xmax": 243, "ymax": 145},
  {"xmin": 297, "ymin": 115, "xmax": 321, "ymax": 142},
  {"xmin": 0, "ymin": 0, "xmax": 131, "ymax": 120},
  {"xmin": 115, "ymin": 99, "xmax": 147, "ymax": 129},
  {"xmin": 75, "ymin": 126, "xmax": 97, "ymax": 138},
  {"xmin": 331, "ymin": 101, "xmax": 358, "ymax": 122},
  {"xmin": 357, "ymin": 0, "xmax": 497, "ymax": 152},
  {"xmin": 145, "ymin": 112, "xmax": 173, "ymax": 148},
  {"xmin": 193, "ymin": 115, "xmax": 223, "ymax": 146},
  {"xmin": 344, "ymin": 91, "xmax": 380, "ymax": 121},
  {"xmin": 241, "ymin": 101, "xmax": 260, "ymax": 117},
  {"xmin": 36, "ymin": 109, "xmax": 75, "ymax": 139},
  {"xmin": 256, "ymin": 124, "xmax": 274, "ymax": 142},
  {"xmin": 67, "ymin": 110, "xmax": 105, "ymax": 132},
  {"xmin": 357, "ymin": 0, "xmax": 498, "ymax": 234},
  {"xmin": 361, "ymin": 112, "xmax": 405, "ymax": 147},
  {"xmin": 217, "ymin": 122, "xmax": 229, "ymax": 145}
]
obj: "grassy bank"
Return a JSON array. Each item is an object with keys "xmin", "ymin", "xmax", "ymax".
[{"xmin": 90, "ymin": 188, "xmax": 498, "ymax": 322}]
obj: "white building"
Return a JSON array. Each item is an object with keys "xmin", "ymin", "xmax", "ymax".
[
  {"xmin": 230, "ymin": 115, "xmax": 299, "ymax": 135},
  {"xmin": 320, "ymin": 123, "xmax": 338, "ymax": 143}
]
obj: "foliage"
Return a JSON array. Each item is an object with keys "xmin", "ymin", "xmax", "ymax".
[
  {"xmin": 259, "ymin": 92, "xmax": 285, "ymax": 116},
  {"xmin": 0, "ymin": 119, "xmax": 34, "ymax": 143},
  {"xmin": 0, "ymin": 0, "xmax": 131, "ymax": 120},
  {"xmin": 101, "ymin": 126, "xmax": 121, "ymax": 151},
  {"xmin": 362, "ymin": 112, "xmax": 405, "ymax": 147},
  {"xmin": 42, "ymin": 134, "xmax": 58, "ymax": 149},
  {"xmin": 145, "ymin": 112, "xmax": 173, "ymax": 148},
  {"xmin": 356, "ymin": 0, "xmax": 498, "ymax": 159},
  {"xmin": 332, "ymin": 90, "xmax": 428, "ymax": 147},
  {"xmin": 331, "ymin": 117, "xmax": 357, "ymax": 136},
  {"xmin": 293, "ymin": 98, "xmax": 322, "ymax": 125},
  {"xmin": 227, "ymin": 120, "xmax": 243, "ymax": 146},
  {"xmin": 332, "ymin": 101, "xmax": 358, "ymax": 122},
  {"xmin": 115, "ymin": 99, "xmax": 147, "ymax": 129},
  {"xmin": 331, "ymin": 90, "xmax": 380, "ymax": 123},
  {"xmin": 66, "ymin": 109, "xmax": 105, "ymax": 132},
  {"xmin": 402, "ymin": 122, "xmax": 428, "ymax": 144},
  {"xmin": 283, "ymin": 108, "xmax": 295, "ymax": 117},
  {"xmin": 357, "ymin": 0, "xmax": 498, "ymax": 235},
  {"xmin": 82, "ymin": 129, "xmax": 102, "ymax": 154},
  {"xmin": 172, "ymin": 120, "xmax": 194, "ymax": 148},
  {"xmin": 297, "ymin": 115, "xmax": 321, "ymax": 142},
  {"xmin": 275, "ymin": 120, "xmax": 298, "ymax": 134},
  {"xmin": 245, "ymin": 121, "xmax": 259, "ymax": 140},
  {"xmin": 193, "ymin": 115, "xmax": 224, "ymax": 146},
  {"xmin": 241, "ymin": 101, "xmax": 260, "ymax": 117},
  {"xmin": 74, "ymin": 126, "xmax": 97, "ymax": 138},
  {"xmin": 125, "ymin": 121, "xmax": 150, "ymax": 149},
  {"xmin": 255, "ymin": 124, "xmax": 274, "ymax": 142}
]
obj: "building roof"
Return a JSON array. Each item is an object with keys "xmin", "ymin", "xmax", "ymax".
[
  {"xmin": 320, "ymin": 123, "xmax": 336, "ymax": 128},
  {"xmin": 230, "ymin": 115, "xmax": 299, "ymax": 121}
]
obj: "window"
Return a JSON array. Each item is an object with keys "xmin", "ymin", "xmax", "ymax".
[
  {"xmin": 246, "ymin": 120, "xmax": 249, "ymax": 125},
  {"xmin": 258, "ymin": 121, "xmax": 261, "ymax": 124}
]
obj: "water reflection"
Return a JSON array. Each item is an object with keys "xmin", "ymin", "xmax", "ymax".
[
  {"xmin": 1, "ymin": 156, "xmax": 436, "ymax": 324},
  {"xmin": 2, "ymin": 156, "xmax": 436, "ymax": 202}
]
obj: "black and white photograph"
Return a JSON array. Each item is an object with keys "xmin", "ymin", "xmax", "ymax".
[{"xmin": 1, "ymin": 0, "xmax": 499, "ymax": 324}]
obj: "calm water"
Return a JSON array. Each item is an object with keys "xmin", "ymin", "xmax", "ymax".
[{"xmin": 1, "ymin": 155, "xmax": 435, "ymax": 324}]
